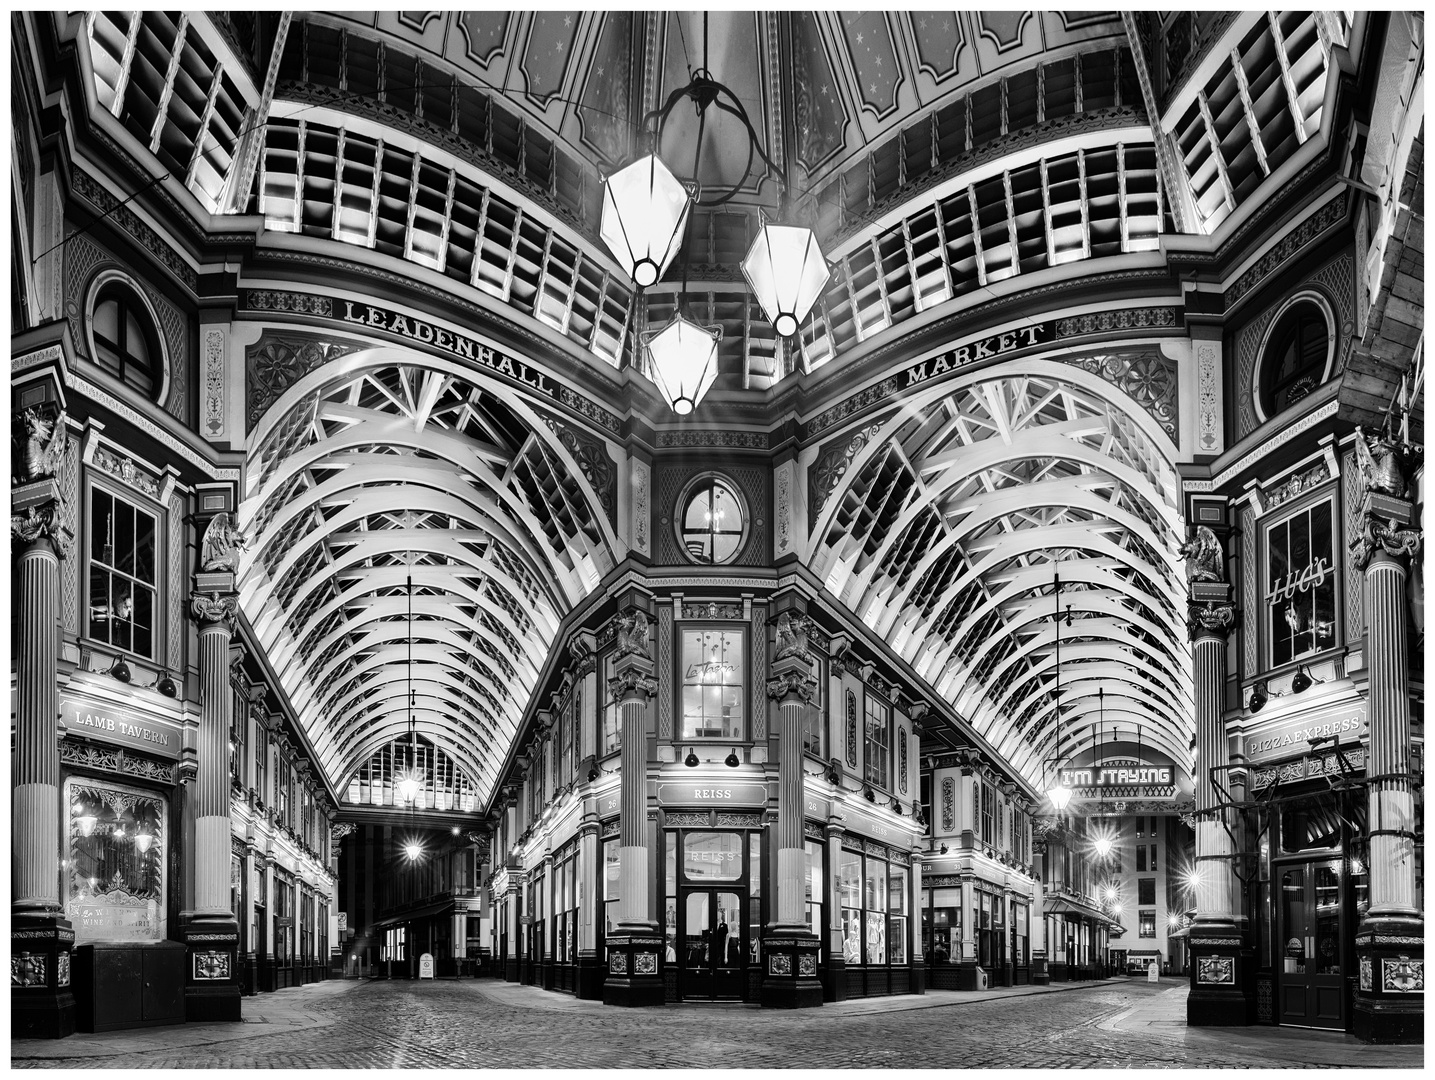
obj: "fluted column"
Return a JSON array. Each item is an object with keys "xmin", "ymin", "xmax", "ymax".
[
  {"xmin": 1182, "ymin": 525, "xmax": 1248, "ymax": 1028},
  {"xmin": 191, "ymin": 593, "xmax": 239, "ymax": 915},
  {"xmin": 1349, "ymin": 472, "xmax": 1423, "ymax": 1044},
  {"xmin": 11, "ymin": 440, "xmax": 78, "ymax": 1038},
  {"xmin": 760, "ymin": 610, "xmax": 823, "ymax": 1008},
  {"xmin": 601, "ymin": 601, "xmax": 663, "ymax": 1007}
]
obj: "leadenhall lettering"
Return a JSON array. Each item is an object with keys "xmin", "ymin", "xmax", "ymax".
[{"xmin": 341, "ymin": 301, "xmax": 553, "ymax": 394}]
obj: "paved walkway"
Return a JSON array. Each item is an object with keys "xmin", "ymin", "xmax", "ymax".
[{"xmin": 10, "ymin": 975, "xmax": 1425, "ymax": 1069}]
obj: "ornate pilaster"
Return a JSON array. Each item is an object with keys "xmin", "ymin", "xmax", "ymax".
[
  {"xmin": 11, "ymin": 426, "xmax": 78, "ymax": 1037},
  {"xmin": 601, "ymin": 597, "xmax": 663, "ymax": 1007},
  {"xmin": 1181, "ymin": 524, "xmax": 1251, "ymax": 1027},
  {"xmin": 1349, "ymin": 477, "xmax": 1423, "ymax": 1043},
  {"xmin": 760, "ymin": 610, "xmax": 822, "ymax": 1008},
  {"xmin": 181, "ymin": 581, "xmax": 242, "ymax": 1022}
]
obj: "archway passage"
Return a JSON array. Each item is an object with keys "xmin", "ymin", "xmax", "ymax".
[
  {"xmin": 809, "ymin": 365, "xmax": 1193, "ymax": 796},
  {"xmin": 238, "ymin": 355, "xmax": 619, "ymax": 810}
]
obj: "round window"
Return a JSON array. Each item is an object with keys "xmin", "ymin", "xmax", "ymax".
[
  {"xmin": 677, "ymin": 474, "xmax": 747, "ymax": 565},
  {"xmin": 1258, "ymin": 299, "xmax": 1331, "ymax": 419}
]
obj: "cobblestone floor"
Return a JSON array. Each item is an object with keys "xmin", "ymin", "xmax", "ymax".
[{"xmin": 11, "ymin": 977, "xmax": 1425, "ymax": 1069}]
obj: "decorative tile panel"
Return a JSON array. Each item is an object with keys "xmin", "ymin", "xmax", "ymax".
[
  {"xmin": 845, "ymin": 691, "xmax": 858, "ymax": 768},
  {"xmin": 798, "ymin": 953, "xmax": 817, "ymax": 976},
  {"xmin": 608, "ymin": 952, "xmax": 627, "ymax": 974},
  {"xmin": 1342, "ymin": 447, "xmax": 1366, "ymax": 642},
  {"xmin": 633, "ymin": 951, "xmax": 657, "ymax": 975},
  {"xmin": 657, "ymin": 605, "xmax": 673, "ymax": 740},
  {"xmin": 941, "ymin": 778, "xmax": 955, "ymax": 832},
  {"xmin": 56, "ymin": 951, "xmax": 70, "ymax": 988},
  {"xmin": 769, "ymin": 953, "xmax": 792, "ymax": 976},
  {"xmin": 11, "ymin": 953, "xmax": 46, "ymax": 987},
  {"xmin": 1359, "ymin": 954, "xmax": 1373, "ymax": 992},
  {"xmin": 751, "ymin": 606, "xmax": 768, "ymax": 741}
]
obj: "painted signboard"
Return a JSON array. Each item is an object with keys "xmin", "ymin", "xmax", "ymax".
[
  {"xmin": 1243, "ymin": 700, "xmax": 1368, "ymax": 766},
  {"xmin": 656, "ymin": 782, "xmax": 768, "ymax": 808},
  {"xmin": 60, "ymin": 694, "xmax": 183, "ymax": 761}
]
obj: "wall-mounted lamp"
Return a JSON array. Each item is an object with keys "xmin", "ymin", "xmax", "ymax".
[
  {"xmin": 889, "ymin": 798, "xmax": 902, "ymax": 814},
  {"xmin": 1248, "ymin": 681, "xmax": 1268, "ymax": 713},
  {"xmin": 1290, "ymin": 665, "xmax": 1312, "ymax": 694},
  {"xmin": 156, "ymin": 670, "xmax": 178, "ymax": 697},
  {"xmin": 723, "ymin": 749, "xmax": 741, "ymax": 769},
  {"xmin": 684, "ymin": 747, "xmax": 700, "ymax": 768},
  {"xmin": 109, "ymin": 656, "xmax": 132, "ymax": 683},
  {"xmin": 863, "ymin": 785, "xmax": 876, "ymax": 802},
  {"xmin": 939, "ymin": 843, "xmax": 949, "ymax": 855}
]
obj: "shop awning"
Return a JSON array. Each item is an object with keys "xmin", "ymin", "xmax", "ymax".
[
  {"xmin": 369, "ymin": 897, "xmax": 456, "ymax": 931},
  {"xmin": 1044, "ymin": 895, "xmax": 1108, "ymax": 922}
]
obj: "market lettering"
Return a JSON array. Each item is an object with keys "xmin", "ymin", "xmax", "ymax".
[
  {"xmin": 1268, "ymin": 557, "xmax": 1332, "ymax": 605},
  {"xmin": 341, "ymin": 301, "xmax": 552, "ymax": 395},
  {"xmin": 906, "ymin": 325, "xmax": 1044, "ymax": 387}
]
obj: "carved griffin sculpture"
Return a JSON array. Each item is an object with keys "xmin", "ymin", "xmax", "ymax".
[
  {"xmin": 200, "ymin": 512, "xmax": 246, "ymax": 572},
  {"xmin": 1353, "ymin": 425, "xmax": 1420, "ymax": 499},
  {"xmin": 1178, "ymin": 525, "xmax": 1224, "ymax": 583},
  {"xmin": 18, "ymin": 407, "xmax": 66, "ymax": 482}
]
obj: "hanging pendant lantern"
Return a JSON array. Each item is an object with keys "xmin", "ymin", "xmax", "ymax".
[
  {"xmin": 600, "ymin": 154, "xmax": 692, "ymax": 289},
  {"xmin": 741, "ymin": 222, "xmax": 831, "ymax": 338},
  {"xmin": 643, "ymin": 312, "xmax": 722, "ymax": 416}
]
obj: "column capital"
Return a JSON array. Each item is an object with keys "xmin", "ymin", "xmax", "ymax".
[
  {"xmin": 1187, "ymin": 600, "xmax": 1237, "ymax": 640},
  {"xmin": 766, "ymin": 666, "xmax": 818, "ymax": 705},
  {"xmin": 191, "ymin": 591, "xmax": 240, "ymax": 631},
  {"xmin": 1349, "ymin": 500, "xmax": 1422, "ymax": 572},
  {"xmin": 608, "ymin": 655, "xmax": 657, "ymax": 703},
  {"xmin": 12, "ymin": 480, "xmax": 73, "ymax": 559}
]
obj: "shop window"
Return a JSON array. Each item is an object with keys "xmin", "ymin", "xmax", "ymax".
[
  {"xmin": 677, "ymin": 474, "xmax": 747, "ymax": 564},
  {"xmin": 602, "ymin": 838, "xmax": 621, "ymax": 945},
  {"xmin": 800, "ymin": 654, "xmax": 825, "ymax": 757},
  {"xmin": 839, "ymin": 848, "xmax": 862, "ymax": 964},
  {"xmin": 840, "ymin": 845, "xmax": 909, "ymax": 967},
  {"xmin": 1139, "ymin": 877, "xmax": 1156, "ymax": 905},
  {"xmin": 89, "ymin": 278, "xmax": 163, "ymax": 400},
  {"xmin": 863, "ymin": 694, "xmax": 890, "ymax": 788},
  {"xmin": 804, "ymin": 840, "xmax": 823, "ymax": 940},
  {"xmin": 1014, "ymin": 903, "xmax": 1029, "ymax": 968},
  {"xmin": 1259, "ymin": 300, "xmax": 1331, "ymax": 418},
  {"xmin": 679, "ymin": 628, "xmax": 746, "ymax": 740},
  {"xmin": 65, "ymin": 777, "xmax": 167, "ymax": 944},
  {"xmin": 87, "ymin": 487, "xmax": 158, "ymax": 659},
  {"xmin": 1266, "ymin": 499, "xmax": 1337, "ymax": 666},
  {"xmin": 1138, "ymin": 910, "xmax": 1156, "ymax": 938},
  {"xmin": 980, "ymin": 782, "xmax": 995, "ymax": 846},
  {"xmin": 924, "ymin": 886, "xmax": 961, "ymax": 964},
  {"xmin": 887, "ymin": 863, "xmax": 908, "ymax": 965}
]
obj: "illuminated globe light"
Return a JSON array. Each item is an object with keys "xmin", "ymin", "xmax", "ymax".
[
  {"xmin": 1105, "ymin": 886, "xmax": 1118, "ymax": 902},
  {"xmin": 1047, "ymin": 782, "xmax": 1073, "ymax": 812},
  {"xmin": 741, "ymin": 222, "xmax": 832, "ymax": 338},
  {"xmin": 643, "ymin": 313, "xmax": 722, "ymax": 415},
  {"xmin": 599, "ymin": 154, "xmax": 691, "ymax": 289}
]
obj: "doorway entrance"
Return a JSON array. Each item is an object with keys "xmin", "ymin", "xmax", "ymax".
[
  {"xmin": 1275, "ymin": 858, "xmax": 1344, "ymax": 1029},
  {"xmin": 680, "ymin": 887, "xmax": 747, "ymax": 1000}
]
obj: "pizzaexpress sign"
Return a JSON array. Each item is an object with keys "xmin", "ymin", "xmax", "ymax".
[{"xmin": 1243, "ymin": 701, "xmax": 1368, "ymax": 765}]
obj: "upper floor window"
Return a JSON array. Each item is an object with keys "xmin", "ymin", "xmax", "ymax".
[
  {"xmin": 602, "ymin": 653, "xmax": 621, "ymax": 755},
  {"xmin": 863, "ymin": 693, "xmax": 890, "ymax": 788},
  {"xmin": 1259, "ymin": 300, "xmax": 1331, "ymax": 418},
  {"xmin": 1266, "ymin": 498, "xmax": 1337, "ymax": 666},
  {"xmin": 89, "ymin": 279, "xmax": 163, "ymax": 401},
  {"xmin": 680, "ymin": 627, "xmax": 746, "ymax": 740},
  {"xmin": 88, "ymin": 486, "xmax": 158, "ymax": 659},
  {"xmin": 677, "ymin": 475, "xmax": 747, "ymax": 565}
]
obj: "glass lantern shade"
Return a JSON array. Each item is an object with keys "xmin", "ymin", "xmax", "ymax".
[
  {"xmin": 643, "ymin": 312, "xmax": 722, "ymax": 415},
  {"xmin": 1048, "ymin": 782, "xmax": 1073, "ymax": 812},
  {"xmin": 396, "ymin": 771, "xmax": 421, "ymax": 803},
  {"xmin": 600, "ymin": 154, "xmax": 691, "ymax": 289},
  {"xmin": 741, "ymin": 223, "xmax": 831, "ymax": 338}
]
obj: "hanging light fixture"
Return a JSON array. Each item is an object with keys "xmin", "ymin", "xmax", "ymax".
[
  {"xmin": 642, "ymin": 313, "xmax": 722, "ymax": 416},
  {"xmin": 134, "ymin": 830, "xmax": 155, "ymax": 853},
  {"xmin": 395, "ymin": 575, "xmax": 422, "ymax": 805},
  {"xmin": 599, "ymin": 154, "xmax": 691, "ymax": 289},
  {"xmin": 599, "ymin": 17, "xmax": 831, "ymax": 413},
  {"xmin": 1047, "ymin": 571, "xmax": 1073, "ymax": 813}
]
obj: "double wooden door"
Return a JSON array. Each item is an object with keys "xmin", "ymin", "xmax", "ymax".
[{"xmin": 1276, "ymin": 858, "xmax": 1344, "ymax": 1029}]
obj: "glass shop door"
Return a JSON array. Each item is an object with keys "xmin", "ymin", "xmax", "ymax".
[
  {"xmin": 1276, "ymin": 859, "xmax": 1344, "ymax": 1029},
  {"xmin": 680, "ymin": 887, "xmax": 747, "ymax": 1000}
]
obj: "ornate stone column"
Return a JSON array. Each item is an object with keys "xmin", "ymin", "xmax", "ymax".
[
  {"xmin": 760, "ymin": 609, "xmax": 822, "ymax": 1008},
  {"xmin": 11, "ymin": 405, "xmax": 77, "ymax": 1038},
  {"xmin": 1348, "ymin": 435, "xmax": 1423, "ymax": 1044},
  {"xmin": 1182, "ymin": 525, "xmax": 1249, "ymax": 1026},
  {"xmin": 601, "ymin": 598, "xmax": 663, "ymax": 1007},
  {"xmin": 183, "ymin": 585, "xmax": 242, "ymax": 1020}
]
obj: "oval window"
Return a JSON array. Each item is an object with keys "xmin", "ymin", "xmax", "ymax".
[
  {"xmin": 678, "ymin": 475, "xmax": 747, "ymax": 565},
  {"xmin": 1259, "ymin": 301, "xmax": 1330, "ymax": 418},
  {"xmin": 89, "ymin": 280, "xmax": 162, "ymax": 401}
]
